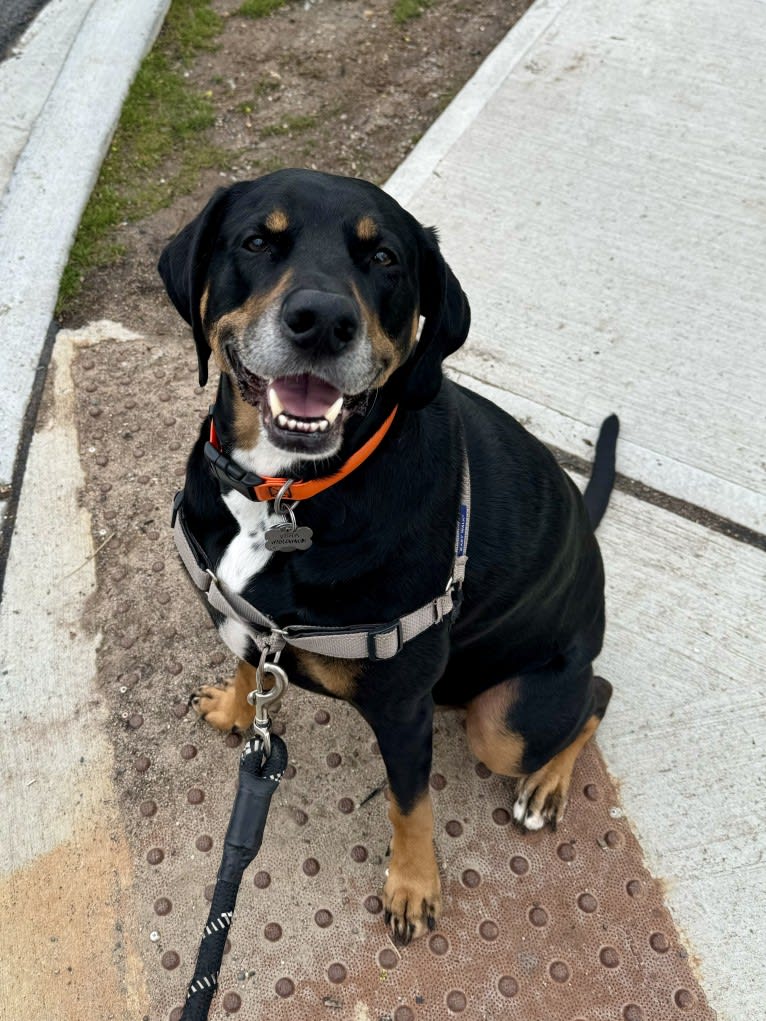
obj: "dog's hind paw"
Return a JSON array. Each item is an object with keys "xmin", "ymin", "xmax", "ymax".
[
  {"xmin": 512, "ymin": 777, "xmax": 565, "ymax": 832},
  {"xmin": 512, "ymin": 713, "xmax": 603, "ymax": 832},
  {"xmin": 191, "ymin": 683, "xmax": 255, "ymax": 732}
]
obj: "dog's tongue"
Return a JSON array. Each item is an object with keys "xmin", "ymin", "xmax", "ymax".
[{"xmin": 270, "ymin": 375, "xmax": 341, "ymax": 418}]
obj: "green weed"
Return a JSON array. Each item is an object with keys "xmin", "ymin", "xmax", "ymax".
[
  {"xmin": 238, "ymin": 0, "xmax": 286, "ymax": 19},
  {"xmin": 260, "ymin": 114, "xmax": 318, "ymax": 137},
  {"xmin": 393, "ymin": 0, "xmax": 433, "ymax": 24}
]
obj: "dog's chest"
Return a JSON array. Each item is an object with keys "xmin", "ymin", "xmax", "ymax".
[
  {"xmin": 213, "ymin": 488, "xmax": 281, "ymax": 658},
  {"xmin": 217, "ymin": 490, "xmax": 278, "ymax": 588}
]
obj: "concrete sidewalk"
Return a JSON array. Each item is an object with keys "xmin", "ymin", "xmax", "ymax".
[{"xmin": 1, "ymin": 0, "xmax": 764, "ymax": 1018}]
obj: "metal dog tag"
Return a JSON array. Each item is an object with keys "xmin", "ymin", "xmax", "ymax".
[{"xmin": 265, "ymin": 523, "xmax": 313, "ymax": 552}]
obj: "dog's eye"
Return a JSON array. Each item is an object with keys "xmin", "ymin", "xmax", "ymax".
[
  {"xmin": 372, "ymin": 248, "xmax": 396, "ymax": 267},
  {"xmin": 243, "ymin": 235, "xmax": 268, "ymax": 253}
]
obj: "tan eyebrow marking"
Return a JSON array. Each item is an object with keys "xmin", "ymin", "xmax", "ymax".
[
  {"xmin": 356, "ymin": 215, "xmax": 379, "ymax": 241},
  {"xmin": 265, "ymin": 208, "xmax": 289, "ymax": 232}
]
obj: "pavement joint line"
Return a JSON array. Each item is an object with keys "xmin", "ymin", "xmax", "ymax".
[
  {"xmin": 447, "ymin": 364, "xmax": 765, "ymax": 534},
  {"xmin": 453, "ymin": 355, "xmax": 766, "ymax": 549},
  {"xmin": 0, "ymin": 316, "xmax": 58, "ymax": 603},
  {"xmin": 557, "ymin": 447, "xmax": 766, "ymax": 553}
]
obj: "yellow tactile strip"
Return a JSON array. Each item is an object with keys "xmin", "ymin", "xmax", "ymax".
[{"xmin": 72, "ymin": 332, "xmax": 715, "ymax": 1021}]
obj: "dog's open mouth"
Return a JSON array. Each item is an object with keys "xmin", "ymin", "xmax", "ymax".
[
  {"xmin": 264, "ymin": 374, "xmax": 347, "ymax": 453},
  {"xmin": 266, "ymin": 376, "xmax": 343, "ymax": 434},
  {"xmin": 228, "ymin": 347, "xmax": 346, "ymax": 453}
]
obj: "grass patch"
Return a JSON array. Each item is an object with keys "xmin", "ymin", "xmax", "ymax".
[
  {"xmin": 393, "ymin": 0, "xmax": 433, "ymax": 23},
  {"xmin": 57, "ymin": 0, "xmax": 226, "ymax": 314},
  {"xmin": 436, "ymin": 85, "xmax": 459, "ymax": 113},
  {"xmin": 238, "ymin": 0, "xmax": 286, "ymax": 18}
]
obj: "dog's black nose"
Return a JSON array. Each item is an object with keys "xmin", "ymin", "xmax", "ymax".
[{"xmin": 281, "ymin": 289, "xmax": 359, "ymax": 355}]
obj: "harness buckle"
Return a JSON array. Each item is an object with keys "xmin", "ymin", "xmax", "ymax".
[
  {"xmin": 171, "ymin": 490, "xmax": 184, "ymax": 528},
  {"xmin": 450, "ymin": 579, "xmax": 465, "ymax": 620},
  {"xmin": 367, "ymin": 620, "xmax": 404, "ymax": 661}
]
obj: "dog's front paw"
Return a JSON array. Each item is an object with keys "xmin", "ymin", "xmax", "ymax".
[
  {"xmin": 191, "ymin": 683, "xmax": 255, "ymax": 732},
  {"xmin": 383, "ymin": 858, "xmax": 442, "ymax": 944}
]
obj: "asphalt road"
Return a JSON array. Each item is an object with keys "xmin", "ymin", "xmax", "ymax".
[{"xmin": 1, "ymin": 0, "xmax": 52, "ymax": 58}]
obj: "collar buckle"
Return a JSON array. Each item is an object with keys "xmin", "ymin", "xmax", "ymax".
[{"xmin": 204, "ymin": 441, "xmax": 262, "ymax": 501}]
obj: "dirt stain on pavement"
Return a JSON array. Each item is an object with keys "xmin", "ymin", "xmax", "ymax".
[{"xmin": 0, "ymin": 820, "xmax": 147, "ymax": 1020}]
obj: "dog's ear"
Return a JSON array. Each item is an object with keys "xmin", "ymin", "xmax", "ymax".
[
  {"xmin": 157, "ymin": 187, "xmax": 230, "ymax": 387},
  {"xmin": 398, "ymin": 225, "xmax": 471, "ymax": 409}
]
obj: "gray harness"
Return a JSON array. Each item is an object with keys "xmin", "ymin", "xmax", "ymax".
[{"xmin": 172, "ymin": 457, "xmax": 471, "ymax": 662}]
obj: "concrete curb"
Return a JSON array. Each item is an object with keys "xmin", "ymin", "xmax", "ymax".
[
  {"xmin": 0, "ymin": 0, "xmax": 171, "ymax": 496},
  {"xmin": 0, "ymin": 0, "xmax": 94, "ymax": 190}
]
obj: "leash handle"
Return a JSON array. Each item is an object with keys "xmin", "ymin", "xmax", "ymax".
[{"xmin": 180, "ymin": 735, "xmax": 288, "ymax": 1021}]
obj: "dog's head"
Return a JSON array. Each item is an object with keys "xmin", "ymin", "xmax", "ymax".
[{"xmin": 158, "ymin": 169, "xmax": 470, "ymax": 460}]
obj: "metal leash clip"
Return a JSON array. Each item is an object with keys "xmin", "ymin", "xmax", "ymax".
[{"xmin": 246, "ymin": 646, "xmax": 289, "ymax": 761}]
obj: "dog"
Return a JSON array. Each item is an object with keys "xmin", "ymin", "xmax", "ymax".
[{"xmin": 159, "ymin": 168, "xmax": 618, "ymax": 944}]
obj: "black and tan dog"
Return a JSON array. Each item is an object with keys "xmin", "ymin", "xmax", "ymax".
[{"xmin": 159, "ymin": 168, "xmax": 618, "ymax": 944}]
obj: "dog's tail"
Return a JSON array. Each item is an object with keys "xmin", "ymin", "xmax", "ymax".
[{"xmin": 582, "ymin": 414, "xmax": 619, "ymax": 530}]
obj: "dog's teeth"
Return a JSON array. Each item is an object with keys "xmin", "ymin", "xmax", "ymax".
[
  {"xmin": 324, "ymin": 396, "xmax": 344, "ymax": 424},
  {"xmin": 275, "ymin": 412, "xmax": 333, "ymax": 434},
  {"xmin": 267, "ymin": 385, "xmax": 284, "ymax": 417}
]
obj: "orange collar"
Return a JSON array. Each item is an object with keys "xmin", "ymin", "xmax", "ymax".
[{"xmin": 207, "ymin": 405, "xmax": 399, "ymax": 502}]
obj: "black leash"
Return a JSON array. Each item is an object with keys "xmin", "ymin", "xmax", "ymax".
[{"xmin": 180, "ymin": 660, "xmax": 288, "ymax": 1020}]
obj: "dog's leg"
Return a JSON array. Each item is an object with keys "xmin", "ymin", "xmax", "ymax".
[
  {"xmin": 191, "ymin": 660, "xmax": 269, "ymax": 731},
  {"xmin": 366, "ymin": 697, "xmax": 440, "ymax": 943},
  {"xmin": 466, "ymin": 669, "xmax": 612, "ymax": 831},
  {"xmin": 465, "ymin": 676, "xmax": 526, "ymax": 778}
]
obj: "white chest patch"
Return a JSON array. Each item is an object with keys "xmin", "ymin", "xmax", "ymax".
[
  {"xmin": 216, "ymin": 489, "xmax": 279, "ymax": 594},
  {"xmin": 213, "ymin": 486, "xmax": 281, "ymax": 661},
  {"xmin": 212, "ymin": 440, "xmax": 298, "ymax": 660}
]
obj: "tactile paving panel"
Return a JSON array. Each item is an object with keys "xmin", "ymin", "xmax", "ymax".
[{"xmin": 72, "ymin": 330, "xmax": 716, "ymax": 1020}]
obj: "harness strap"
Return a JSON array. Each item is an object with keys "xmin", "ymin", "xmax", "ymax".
[{"xmin": 172, "ymin": 453, "xmax": 471, "ymax": 661}]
